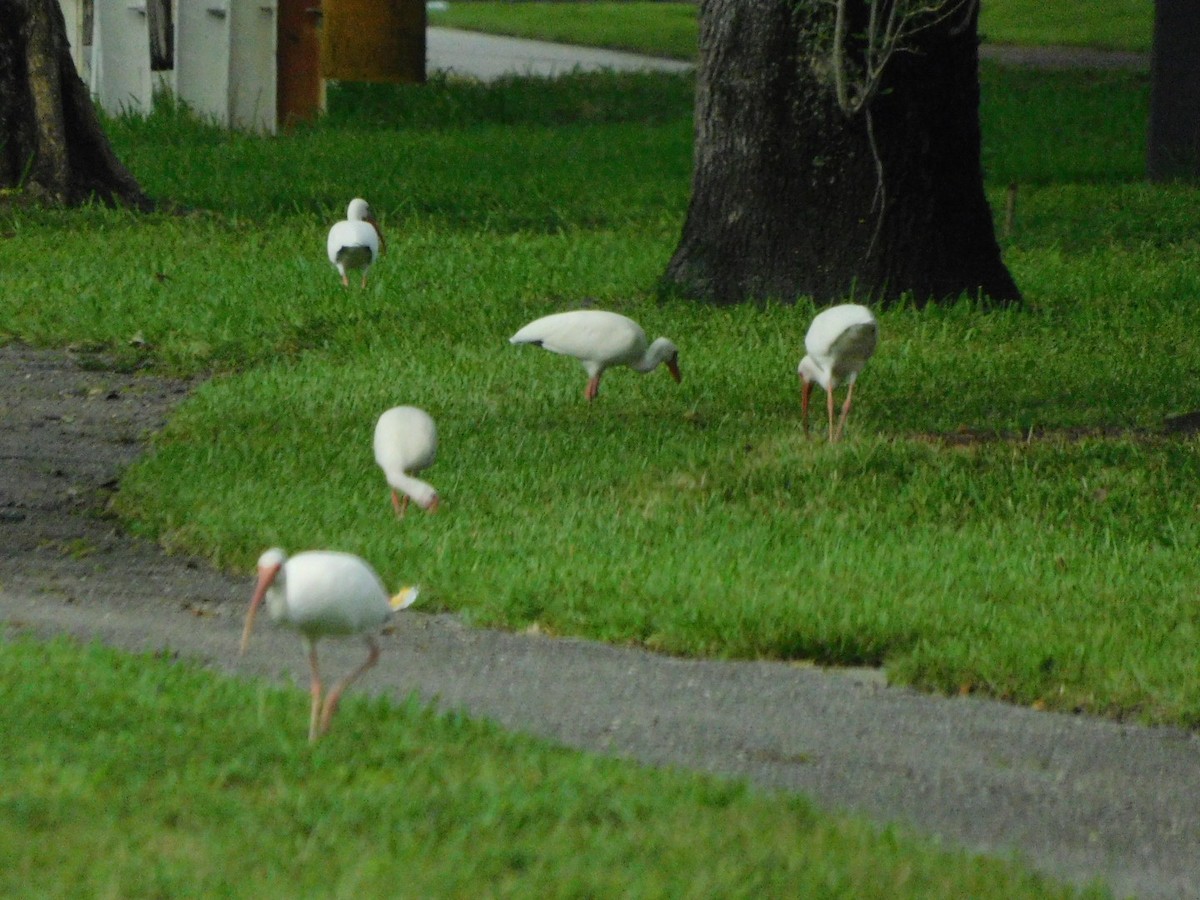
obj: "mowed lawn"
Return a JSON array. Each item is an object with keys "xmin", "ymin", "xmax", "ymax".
[
  {"xmin": 0, "ymin": 3, "xmax": 1185, "ymax": 895},
  {"xmin": 427, "ymin": 0, "xmax": 1153, "ymax": 57},
  {"xmin": 39, "ymin": 61, "xmax": 1187, "ymax": 729}
]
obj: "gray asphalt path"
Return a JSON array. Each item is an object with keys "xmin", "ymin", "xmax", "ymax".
[
  {"xmin": 427, "ymin": 27, "xmax": 694, "ymax": 80},
  {"xmin": 426, "ymin": 27, "xmax": 1148, "ymax": 82},
  {"xmin": 2, "ymin": 344, "xmax": 1198, "ymax": 899}
]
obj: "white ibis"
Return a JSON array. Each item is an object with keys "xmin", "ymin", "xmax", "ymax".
[
  {"xmin": 239, "ymin": 548, "xmax": 419, "ymax": 742},
  {"xmin": 327, "ymin": 198, "xmax": 384, "ymax": 288},
  {"xmin": 373, "ymin": 406, "xmax": 439, "ymax": 517},
  {"xmin": 509, "ymin": 309, "xmax": 681, "ymax": 401},
  {"xmin": 797, "ymin": 303, "xmax": 878, "ymax": 442}
]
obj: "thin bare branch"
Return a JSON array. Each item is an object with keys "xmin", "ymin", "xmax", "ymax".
[{"xmin": 830, "ymin": 0, "xmax": 974, "ymax": 117}]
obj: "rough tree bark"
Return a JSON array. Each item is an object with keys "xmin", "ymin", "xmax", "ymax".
[
  {"xmin": 0, "ymin": 0, "xmax": 153, "ymax": 209},
  {"xmin": 664, "ymin": 0, "xmax": 1019, "ymax": 307},
  {"xmin": 1146, "ymin": 0, "xmax": 1200, "ymax": 181}
]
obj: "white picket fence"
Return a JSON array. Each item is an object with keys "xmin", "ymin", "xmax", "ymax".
[{"xmin": 59, "ymin": 0, "xmax": 279, "ymax": 133}]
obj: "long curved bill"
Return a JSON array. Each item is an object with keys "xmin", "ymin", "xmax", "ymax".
[
  {"xmin": 239, "ymin": 563, "xmax": 280, "ymax": 655},
  {"xmin": 666, "ymin": 357, "xmax": 682, "ymax": 384},
  {"xmin": 800, "ymin": 374, "xmax": 814, "ymax": 434}
]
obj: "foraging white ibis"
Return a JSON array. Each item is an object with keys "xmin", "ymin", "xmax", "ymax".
[
  {"xmin": 327, "ymin": 198, "xmax": 384, "ymax": 288},
  {"xmin": 239, "ymin": 548, "xmax": 419, "ymax": 742},
  {"xmin": 373, "ymin": 406, "xmax": 439, "ymax": 517},
  {"xmin": 509, "ymin": 310, "xmax": 681, "ymax": 401},
  {"xmin": 797, "ymin": 303, "xmax": 878, "ymax": 442}
]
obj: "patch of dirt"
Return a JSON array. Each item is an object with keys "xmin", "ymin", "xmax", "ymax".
[
  {"xmin": 0, "ymin": 343, "xmax": 204, "ymax": 586},
  {"xmin": 2, "ymin": 342, "xmax": 1199, "ymax": 900}
]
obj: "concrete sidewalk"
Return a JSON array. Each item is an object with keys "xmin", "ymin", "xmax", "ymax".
[
  {"xmin": 427, "ymin": 27, "xmax": 695, "ymax": 80},
  {"xmin": 426, "ymin": 27, "xmax": 1148, "ymax": 81}
]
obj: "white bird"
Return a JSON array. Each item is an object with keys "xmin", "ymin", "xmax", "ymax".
[
  {"xmin": 509, "ymin": 310, "xmax": 682, "ymax": 401},
  {"xmin": 373, "ymin": 406, "xmax": 439, "ymax": 517},
  {"xmin": 239, "ymin": 548, "xmax": 419, "ymax": 742},
  {"xmin": 327, "ymin": 198, "xmax": 384, "ymax": 288},
  {"xmin": 797, "ymin": 303, "xmax": 878, "ymax": 442}
]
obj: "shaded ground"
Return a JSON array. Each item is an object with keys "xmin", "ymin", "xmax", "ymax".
[{"xmin": 1, "ymin": 343, "xmax": 1198, "ymax": 899}]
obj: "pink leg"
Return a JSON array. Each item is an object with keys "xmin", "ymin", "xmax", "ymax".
[
  {"xmin": 833, "ymin": 382, "xmax": 857, "ymax": 442},
  {"xmin": 307, "ymin": 641, "xmax": 323, "ymax": 743},
  {"xmin": 826, "ymin": 385, "xmax": 836, "ymax": 442},
  {"xmin": 585, "ymin": 374, "xmax": 601, "ymax": 401},
  {"xmin": 317, "ymin": 637, "xmax": 381, "ymax": 738},
  {"xmin": 340, "ymin": 272, "xmax": 350, "ymax": 287},
  {"xmin": 360, "ymin": 272, "xmax": 368, "ymax": 289}
]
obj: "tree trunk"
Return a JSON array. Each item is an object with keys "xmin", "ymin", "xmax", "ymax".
[
  {"xmin": 664, "ymin": 0, "xmax": 1019, "ymax": 307},
  {"xmin": 1146, "ymin": 0, "xmax": 1200, "ymax": 181},
  {"xmin": 0, "ymin": 0, "xmax": 153, "ymax": 209}
]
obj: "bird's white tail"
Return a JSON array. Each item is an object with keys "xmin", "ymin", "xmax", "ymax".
[{"xmin": 390, "ymin": 586, "xmax": 420, "ymax": 611}]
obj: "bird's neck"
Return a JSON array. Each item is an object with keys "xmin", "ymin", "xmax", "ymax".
[
  {"xmin": 798, "ymin": 356, "xmax": 833, "ymax": 391},
  {"xmin": 631, "ymin": 338, "xmax": 671, "ymax": 373},
  {"xmin": 388, "ymin": 471, "xmax": 436, "ymax": 509}
]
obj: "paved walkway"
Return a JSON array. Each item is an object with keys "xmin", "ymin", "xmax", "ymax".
[
  {"xmin": 427, "ymin": 27, "xmax": 1148, "ymax": 82},
  {"xmin": 427, "ymin": 27, "xmax": 694, "ymax": 80}
]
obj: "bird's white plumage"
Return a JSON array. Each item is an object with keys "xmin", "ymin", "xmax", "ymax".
[
  {"xmin": 262, "ymin": 549, "xmax": 392, "ymax": 638},
  {"xmin": 797, "ymin": 304, "xmax": 878, "ymax": 441},
  {"xmin": 240, "ymin": 547, "xmax": 417, "ymax": 740},
  {"xmin": 373, "ymin": 406, "xmax": 439, "ymax": 514},
  {"xmin": 798, "ymin": 303, "xmax": 878, "ymax": 391},
  {"xmin": 327, "ymin": 198, "xmax": 382, "ymax": 286},
  {"xmin": 509, "ymin": 309, "xmax": 681, "ymax": 400}
]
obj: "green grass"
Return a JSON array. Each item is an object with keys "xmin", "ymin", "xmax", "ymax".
[
  {"xmin": 1, "ymin": 638, "xmax": 1099, "ymax": 898},
  {"xmin": 430, "ymin": 2, "xmax": 702, "ymax": 60},
  {"xmin": 0, "ymin": 33, "xmax": 1185, "ymax": 899},
  {"xmin": 982, "ymin": 69, "xmax": 1149, "ymax": 185},
  {"xmin": 4, "ymin": 67, "xmax": 1199, "ymax": 730},
  {"xmin": 980, "ymin": 0, "xmax": 1152, "ymax": 52},
  {"xmin": 428, "ymin": 0, "xmax": 1153, "ymax": 57}
]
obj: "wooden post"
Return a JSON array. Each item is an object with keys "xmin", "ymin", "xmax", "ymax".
[
  {"xmin": 321, "ymin": 0, "xmax": 425, "ymax": 84},
  {"xmin": 277, "ymin": 0, "xmax": 324, "ymax": 127}
]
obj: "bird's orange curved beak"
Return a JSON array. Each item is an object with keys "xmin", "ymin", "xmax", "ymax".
[
  {"xmin": 239, "ymin": 562, "xmax": 281, "ymax": 655},
  {"xmin": 800, "ymin": 375, "xmax": 814, "ymax": 434},
  {"xmin": 667, "ymin": 357, "xmax": 682, "ymax": 384}
]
